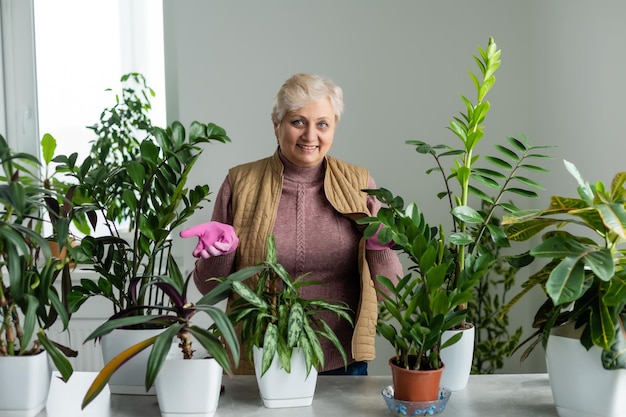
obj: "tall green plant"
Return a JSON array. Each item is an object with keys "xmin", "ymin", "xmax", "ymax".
[
  {"xmin": 360, "ymin": 37, "xmax": 552, "ymax": 371},
  {"xmin": 365, "ymin": 37, "xmax": 551, "ymax": 309},
  {"xmin": 466, "ymin": 202, "xmax": 523, "ymax": 373},
  {"xmin": 86, "ymin": 72, "xmax": 155, "ymax": 228},
  {"xmin": 403, "ymin": 38, "xmax": 551, "ymax": 297},
  {"xmin": 0, "ymin": 134, "xmax": 76, "ymax": 381},
  {"xmin": 59, "ymin": 121, "xmax": 230, "ymax": 316}
]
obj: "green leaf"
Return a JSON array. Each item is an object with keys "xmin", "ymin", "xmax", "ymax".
[
  {"xmin": 471, "ymin": 174, "xmax": 500, "ymax": 189},
  {"xmin": 507, "ymin": 136, "xmax": 528, "ymax": 152},
  {"xmin": 449, "ymin": 232, "xmax": 474, "ymax": 246},
  {"xmin": 452, "ymin": 205, "xmax": 484, "ymax": 223},
  {"xmin": 232, "ymin": 281, "xmax": 268, "ymax": 309},
  {"xmin": 504, "ymin": 188, "xmax": 539, "ymax": 198},
  {"xmin": 261, "ymin": 323, "xmax": 278, "ymax": 376},
  {"xmin": 519, "ymin": 164, "xmax": 550, "ymax": 173},
  {"xmin": 596, "ymin": 203, "xmax": 626, "ymax": 240},
  {"xmin": 485, "ymin": 156, "xmax": 512, "ymax": 170},
  {"xmin": 545, "ymin": 258, "xmax": 585, "ymax": 305},
  {"xmin": 287, "ymin": 303, "xmax": 304, "ymax": 347},
  {"xmin": 41, "ymin": 133, "xmax": 57, "ymax": 165},
  {"xmin": 513, "ymin": 176, "xmax": 545, "ymax": 190},
  {"xmin": 495, "ymin": 145, "xmax": 519, "ymax": 162},
  {"xmin": 472, "ymin": 168, "xmax": 507, "ymax": 179},
  {"xmin": 486, "ymin": 223, "xmax": 510, "ymax": 248},
  {"xmin": 126, "ymin": 161, "xmax": 146, "ymax": 188},
  {"xmin": 589, "ymin": 302, "xmax": 615, "ymax": 351},
  {"xmin": 146, "ymin": 325, "xmax": 181, "ymax": 388},
  {"xmin": 38, "ymin": 330, "xmax": 73, "ymax": 381}
]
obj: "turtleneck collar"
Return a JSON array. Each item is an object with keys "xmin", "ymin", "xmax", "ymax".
[{"xmin": 278, "ymin": 148, "xmax": 325, "ymax": 184}]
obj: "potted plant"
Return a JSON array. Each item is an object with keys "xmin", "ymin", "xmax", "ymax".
[
  {"xmin": 54, "ymin": 119, "xmax": 230, "ymax": 394},
  {"xmin": 0, "ymin": 134, "xmax": 78, "ymax": 417},
  {"xmin": 224, "ymin": 234, "xmax": 353, "ymax": 408},
  {"xmin": 359, "ymin": 36, "xmax": 552, "ymax": 392},
  {"xmin": 501, "ymin": 160, "xmax": 626, "ymax": 417},
  {"xmin": 363, "ymin": 188, "xmax": 476, "ymax": 402},
  {"xmin": 78, "ymin": 256, "xmax": 264, "ymax": 416},
  {"xmin": 40, "ymin": 132, "xmax": 91, "ymax": 277}
]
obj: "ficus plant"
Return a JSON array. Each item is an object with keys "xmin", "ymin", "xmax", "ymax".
[
  {"xmin": 359, "ymin": 37, "xmax": 552, "ymax": 371},
  {"xmin": 502, "ymin": 161, "xmax": 626, "ymax": 370},
  {"xmin": 224, "ymin": 234, "xmax": 353, "ymax": 376},
  {"xmin": 85, "ymin": 72, "xmax": 156, "ymax": 228}
]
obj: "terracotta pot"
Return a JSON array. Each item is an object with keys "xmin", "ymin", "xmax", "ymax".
[
  {"xmin": 389, "ymin": 356, "xmax": 444, "ymax": 402},
  {"xmin": 48, "ymin": 239, "xmax": 79, "ymax": 268}
]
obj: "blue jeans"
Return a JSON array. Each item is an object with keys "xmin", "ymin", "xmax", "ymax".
[{"xmin": 319, "ymin": 361, "xmax": 368, "ymax": 376}]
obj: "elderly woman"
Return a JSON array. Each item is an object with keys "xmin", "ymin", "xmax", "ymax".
[{"xmin": 181, "ymin": 73, "xmax": 402, "ymax": 375}]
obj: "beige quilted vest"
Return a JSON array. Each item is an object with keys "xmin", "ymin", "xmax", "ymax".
[{"xmin": 228, "ymin": 151, "xmax": 378, "ymax": 362}]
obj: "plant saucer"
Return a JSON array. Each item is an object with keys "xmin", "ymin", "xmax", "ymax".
[{"xmin": 381, "ymin": 386, "xmax": 451, "ymax": 416}]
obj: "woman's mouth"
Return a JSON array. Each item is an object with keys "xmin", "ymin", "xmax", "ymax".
[{"xmin": 297, "ymin": 144, "xmax": 318, "ymax": 151}]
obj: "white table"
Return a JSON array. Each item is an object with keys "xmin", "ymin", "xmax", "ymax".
[{"xmin": 39, "ymin": 372, "xmax": 558, "ymax": 416}]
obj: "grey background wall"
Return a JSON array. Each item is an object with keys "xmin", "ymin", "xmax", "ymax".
[{"xmin": 162, "ymin": 0, "xmax": 626, "ymax": 375}]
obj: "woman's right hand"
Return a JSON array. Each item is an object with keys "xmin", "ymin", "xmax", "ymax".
[{"xmin": 179, "ymin": 221, "xmax": 239, "ymax": 258}]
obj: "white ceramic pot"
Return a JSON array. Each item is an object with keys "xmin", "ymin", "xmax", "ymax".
[
  {"xmin": 155, "ymin": 353, "xmax": 223, "ymax": 417},
  {"xmin": 100, "ymin": 327, "xmax": 165, "ymax": 395},
  {"xmin": 0, "ymin": 352, "xmax": 51, "ymax": 417},
  {"xmin": 253, "ymin": 346, "xmax": 318, "ymax": 408},
  {"xmin": 46, "ymin": 371, "xmax": 110, "ymax": 417},
  {"xmin": 546, "ymin": 331, "xmax": 626, "ymax": 417},
  {"xmin": 440, "ymin": 324, "xmax": 474, "ymax": 391}
]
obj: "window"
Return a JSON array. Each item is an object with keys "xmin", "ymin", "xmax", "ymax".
[{"xmin": 33, "ymin": 0, "xmax": 166, "ymax": 161}]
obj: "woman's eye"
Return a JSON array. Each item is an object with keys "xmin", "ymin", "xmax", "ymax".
[
  {"xmin": 291, "ymin": 119, "xmax": 304, "ymax": 126},
  {"xmin": 318, "ymin": 121, "xmax": 329, "ymax": 128}
]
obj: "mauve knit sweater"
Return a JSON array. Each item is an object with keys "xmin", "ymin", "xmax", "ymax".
[{"xmin": 192, "ymin": 153, "xmax": 403, "ymax": 372}]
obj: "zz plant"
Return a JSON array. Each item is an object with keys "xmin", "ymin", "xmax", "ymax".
[
  {"xmin": 225, "ymin": 234, "xmax": 353, "ymax": 376},
  {"xmin": 360, "ymin": 37, "xmax": 552, "ymax": 371},
  {"xmin": 59, "ymin": 120, "xmax": 230, "ymax": 317}
]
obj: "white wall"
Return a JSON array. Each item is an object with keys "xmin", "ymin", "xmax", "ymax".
[{"xmin": 162, "ymin": 0, "xmax": 626, "ymax": 375}]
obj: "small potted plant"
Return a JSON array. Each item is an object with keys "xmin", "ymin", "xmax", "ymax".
[
  {"xmin": 224, "ymin": 234, "xmax": 353, "ymax": 408},
  {"xmin": 54, "ymin": 119, "xmax": 231, "ymax": 394},
  {"xmin": 0, "ymin": 134, "xmax": 78, "ymax": 417},
  {"xmin": 359, "ymin": 36, "xmax": 552, "ymax": 391},
  {"xmin": 501, "ymin": 160, "xmax": 626, "ymax": 417},
  {"xmin": 78, "ymin": 256, "xmax": 264, "ymax": 416}
]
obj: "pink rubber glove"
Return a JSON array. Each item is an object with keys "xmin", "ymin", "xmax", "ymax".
[
  {"xmin": 365, "ymin": 225, "xmax": 394, "ymax": 250},
  {"xmin": 179, "ymin": 221, "xmax": 239, "ymax": 259}
]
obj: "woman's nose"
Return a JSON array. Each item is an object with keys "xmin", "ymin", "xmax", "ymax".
[{"xmin": 301, "ymin": 125, "xmax": 315, "ymax": 141}]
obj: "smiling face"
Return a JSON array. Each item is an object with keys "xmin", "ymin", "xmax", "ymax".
[{"xmin": 274, "ymin": 97, "xmax": 336, "ymax": 168}]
